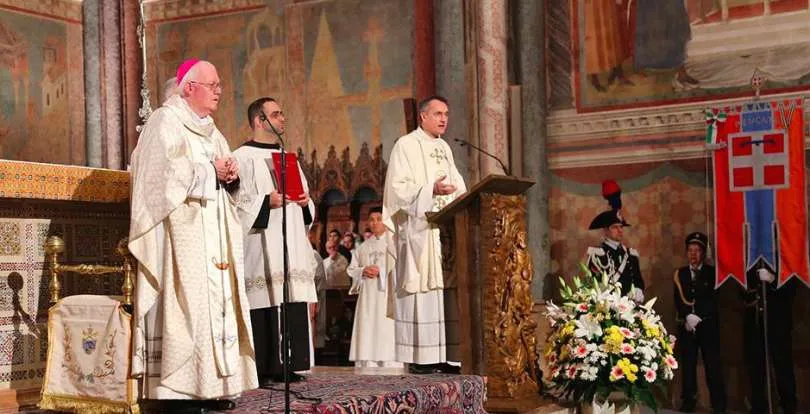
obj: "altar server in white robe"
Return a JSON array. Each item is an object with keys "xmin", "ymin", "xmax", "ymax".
[
  {"xmin": 233, "ymin": 97, "xmax": 318, "ymax": 384},
  {"xmin": 128, "ymin": 59, "xmax": 258, "ymax": 404},
  {"xmin": 382, "ymin": 95, "xmax": 467, "ymax": 374},
  {"xmin": 348, "ymin": 207, "xmax": 403, "ymax": 368}
]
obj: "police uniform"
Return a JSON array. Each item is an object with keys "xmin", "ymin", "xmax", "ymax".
[
  {"xmin": 673, "ymin": 232, "xmax": 726, "ymax": 413},
  {"xmin": 742, "ymin": 267, "xmax": 797, "ymax": 414},
  {"xmin": 585, "ymin": 208, "xmax": 644, "ymax": 296}
]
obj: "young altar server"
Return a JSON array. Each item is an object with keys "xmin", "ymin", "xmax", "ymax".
[
  {"xmin": 347, "ymin": 207, "xmax": 402, "ymax": 368},
  {"xmin": 233, "ymin": 97, "xmax": 318, "ymax": 385}
]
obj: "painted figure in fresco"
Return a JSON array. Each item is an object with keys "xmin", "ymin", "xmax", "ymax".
[
  {"xmin": 584, "ymin": 180, "xmax": 644, "ymax": 301},
  {"xmin": 233, "ymin": 97, "xmax": 319, "ymax": 385},
  {"xmin": 742, "ymin": 266, "xmax": 798, "ymax": 414},
  {"xmin": 631, "ymin": 0, "xmax": 698, "ymax": 89},
  {"xmin": 583, "ymin": 0, "xmax": 633, "ymax": 92},
  {"xmin": 673, "ymin": 232, "xmax": 727, "ymax": 413}
]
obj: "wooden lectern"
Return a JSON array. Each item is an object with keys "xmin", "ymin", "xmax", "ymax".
[{"xmin": 428, "ymin": 174, "xmax": 543, "ymax": 412}]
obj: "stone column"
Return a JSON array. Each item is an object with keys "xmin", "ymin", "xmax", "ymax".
[
  {"xmin": 434, "ymin": 0, "xmax": 470, "ymax": 181},
  {"xmin": 475, "ymin": 0, "xmax": 509, "ymax": 176},
  {"xmin": 101, "ymin": 0, "xmax": 123, "ymax": 170},
  {"xmin": 83, "ymin": 0, "xmax": 102, "ymax": 167},
  {"xmin": 121, "ymin": 0, "xmax": 143, "ymax": 166},
  {"xmin": 515, "ymin": 1, "xmax": 550, "ymax": 298}
]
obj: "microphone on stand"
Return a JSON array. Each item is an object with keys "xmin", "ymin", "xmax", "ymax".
[
  {"xmin": 260, "ymin": 110, "xmax": 292, "ymax": 414},
  {"xmin": 453, "ymin": 138, "xmax": 511, "ymax": 176}
]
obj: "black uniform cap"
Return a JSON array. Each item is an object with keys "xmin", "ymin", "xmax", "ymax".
[{"xmin": 685, "ymin": 231, "xmax": 708, "ymax": 249}]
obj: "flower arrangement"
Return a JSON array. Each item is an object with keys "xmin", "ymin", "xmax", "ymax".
[{"xmin": 543, "ymin": 271, "xmax": 677, "ymax": 410}]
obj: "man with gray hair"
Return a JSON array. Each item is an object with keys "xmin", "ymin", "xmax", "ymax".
[{"xmin": 129, "ymin": 59, "xmax": 258, "ymax": 406}]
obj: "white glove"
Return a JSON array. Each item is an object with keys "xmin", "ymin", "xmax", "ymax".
[
  {"xmin": 632, "ymin": 289, "xmax": 644, "ymax": 303},
  {"xmin": 758, "ymin": 268, "xmax": 775, "ymax": 283},
  {"xmin": 685, "ymin": 314, "xmax": 702, "ymax": 332}
]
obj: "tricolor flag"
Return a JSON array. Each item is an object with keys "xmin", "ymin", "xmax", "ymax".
[{"xmin": 712, "ymin": 98, "xmax": 810, "ymax": 288}]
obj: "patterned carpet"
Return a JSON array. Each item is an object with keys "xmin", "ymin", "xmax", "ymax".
[{"xmin": 213, "ymin": 373, "xmax": 488, "ymax": 413}]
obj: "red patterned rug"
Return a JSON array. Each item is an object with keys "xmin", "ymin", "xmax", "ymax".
[{"xmin": 216, "ymin": 373, "xmax": 488, "ymax": 413}]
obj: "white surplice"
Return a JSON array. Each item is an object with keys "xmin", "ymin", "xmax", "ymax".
[
  {"xmin": 347, "ymin": 235, "xmax": 402, "ymax": 367},
  {"xmin": 232, "ymin": 142, "xmax": 318, "ymax": 369},
  {"xmin": 129, "ymin": 95, "xmax": 257, "ymax": 399},
  {"xmin": 232, "ymin": 143, "xmax": 318, "ymax": 308},
  {"xmin": 382, "ymin": 127, "xmax": 466, "ymax": 364}
]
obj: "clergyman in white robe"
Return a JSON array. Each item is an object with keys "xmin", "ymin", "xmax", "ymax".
[
  {"xmin": 347, "ymin": 208, "xmax": 402, "ymax": 368},
  {"xmin": 233, "ymin": 139, "xmax": 318, "ymax": 380},
  {"xmin": 129, "ymin": 92, "xmax": 258, "ymax": 399},
  {"xmin": 382, "ymin": 124, "xmax": 466, "ymax": 366}
]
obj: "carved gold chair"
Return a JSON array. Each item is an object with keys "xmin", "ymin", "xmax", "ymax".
[
  {"xmin": 43, "ymin": 235, "xmax": 135, "ymax": 307},
  {"xmin": 38, "ymin": 235, "xmax": 139, "ymax": 414}
]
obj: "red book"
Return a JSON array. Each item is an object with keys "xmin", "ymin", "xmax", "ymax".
[{"xmin": 269, "ymin": 152, "xmax": 305, "ymax": 200}]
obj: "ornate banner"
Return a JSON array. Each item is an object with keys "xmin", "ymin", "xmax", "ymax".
[{"xmin": 712, "ymin": 98, "xmax": 810, "ymax": 288}]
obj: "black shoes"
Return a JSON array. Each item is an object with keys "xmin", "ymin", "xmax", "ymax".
[
  {"xmin": 407, "ymin": 363, "xmax": 461, "ymax": 374},
  {"xmin": 436, "ymin": 363, "xmax": 461, "ymax": 374},
  {"xmin": 408, "ymin": 364, "xmax": 438, "ymax": 374},
  {"xmin": 260, "ymin": 372, "xmax": 306, "ymax": 387}
]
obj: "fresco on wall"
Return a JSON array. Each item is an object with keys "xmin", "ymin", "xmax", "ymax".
[
  {"xmin": 0, "ymin": 3, "xmax": 84, "ymax": 164},
  {"xmin": 574, "ymin": 0, "xmax": 810, "ymax": 112},
  {"xmin": 145, "ymin": 0, "xmax": 413, "ymax": 161}
]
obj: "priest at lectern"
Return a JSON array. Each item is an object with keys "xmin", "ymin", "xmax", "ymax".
[{"xmin": 382, "ymin": 95, "xmax": 467, "ymax": 374}]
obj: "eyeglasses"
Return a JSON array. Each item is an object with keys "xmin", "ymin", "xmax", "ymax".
[{"xmin": 189, "ymin": 80, "xmax": 223, "ymax": 92}]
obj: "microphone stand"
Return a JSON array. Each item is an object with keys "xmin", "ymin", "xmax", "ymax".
[
  {"xmin": 453, "ymin": 138, "xmax": 511, "ymax": 175},
  {"xmin": 261, "ymin": 111, "xmax": 291, "ymax": 413}
]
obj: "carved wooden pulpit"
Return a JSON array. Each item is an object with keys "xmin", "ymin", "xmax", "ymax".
[{"xmin": 428, "ymin": 174, "xmax": 542, "ymax": 412}]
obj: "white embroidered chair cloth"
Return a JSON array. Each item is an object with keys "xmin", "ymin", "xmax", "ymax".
[{"xmin": 40, "ymin": 294, "xmax": 139, "ymax": 414}]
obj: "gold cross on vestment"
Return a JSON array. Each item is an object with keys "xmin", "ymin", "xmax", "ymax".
[
  {"xmin": 369, "ymin": 250, "xmax": 384, "ymax": 265},
  {"xmin": 429, "ymin": 147, "xmax": 447, "ymax": 165}
]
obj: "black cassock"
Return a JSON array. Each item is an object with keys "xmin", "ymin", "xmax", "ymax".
[{"xmin": 249, "ymin": 183, "xmax": 313, "ymax": 381}]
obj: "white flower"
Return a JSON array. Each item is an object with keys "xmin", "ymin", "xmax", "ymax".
[
  {"xmin": 613, "ymin": 296, "xmax": 636, "ymax": 323},
  {"xmin": 637, "ymin": 345, "xmax": 656, "ymax": 361},
  {"xmin": 574, "ymin": 314, "xmax": 603, "ymax": 339}
]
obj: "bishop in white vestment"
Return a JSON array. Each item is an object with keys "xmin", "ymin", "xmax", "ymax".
[
  {"xmin": 382, "ymin": 96, "xmax": 466, "ymax": 372},
  {"xmin": 348, "ymin": 207, "xmax": 402, "ymax": 368},
  {"xmin": 233, "ymin": 97, "xmax": 318, "ymax": 383},
  {"xmin": 128, "ymin": 60, "xmax": 258, "ymax": 400}
]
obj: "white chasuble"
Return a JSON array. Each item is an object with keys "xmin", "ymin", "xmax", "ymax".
[
  {"xmin": 232, "ymin": 143, "xmax": 318, "ymax": 309},
  {"xmin": 382, "ymin": 127, "xmax": 466, "ymax": 364},
  {"xmin": 129, "ymin": 95, "xmax": 257, "ymax": 399},
  {"xmin": 347, "ymin": 235, "xmax": 401, "ymax": 367}
]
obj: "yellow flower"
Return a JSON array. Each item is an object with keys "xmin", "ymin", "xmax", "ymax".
[
  {"xmin": 657, "ymin": 336, "xmax": 673, "ymax": 354},
  {"xmin": 603, "ymin": 326, "xmax": 624, "ymax": 353},
  {"xmin": 560, "ymin": 346, "xmax": 570, "ymax": 360},
  {"xmin": 616, "ymin": 358, "xmax": 639, "ymax": 382},
  {"xmin": 561, "ymin": 322, "xmax": 575, "ymax": 337},
  {"xmin": 642, "ymin": 320, "xmax": 661, "ymax": 338}
]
